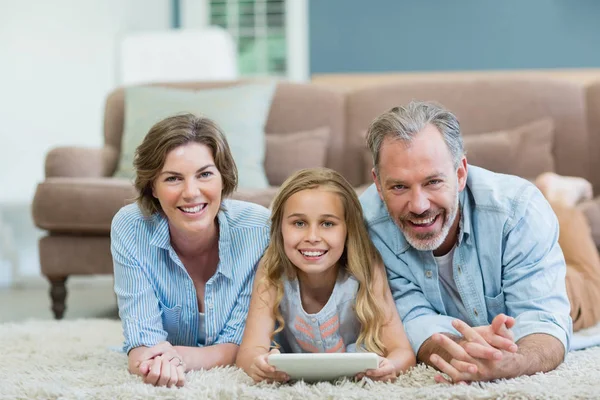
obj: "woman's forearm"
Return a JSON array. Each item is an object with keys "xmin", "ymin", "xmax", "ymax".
[{"xmin": 175, "ymin": 343, "xmax": 239, "ymax": 371}]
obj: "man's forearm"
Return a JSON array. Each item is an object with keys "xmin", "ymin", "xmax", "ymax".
[
  {"xmin": 512, "ymin": 333, "xmax": 565, "ymax": 376},
  {"xmin": 176, "ymin": 343, "xmax": 239, "ymax": 371},
  {"xmin": 417, "ymin": 333, "xmax": 462, "ymax": 367}
]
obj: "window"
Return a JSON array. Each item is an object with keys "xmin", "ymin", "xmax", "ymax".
[{"xmin": 209, "ymin": 0, "xmax": 304, "ymax": 79}]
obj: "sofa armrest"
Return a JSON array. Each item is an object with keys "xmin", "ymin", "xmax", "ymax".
[{"xmin": 45, "ymin": 146, "xmax": 119, "ymax": 178}]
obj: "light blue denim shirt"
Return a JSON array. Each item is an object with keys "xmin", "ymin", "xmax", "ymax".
[
  {"xmin": 111, "ymin": 199, "xmax": 270, "ymax": 354},
  {"xmin": 359, "ymin": 165, "xmax": 572, "ymax": 355}
]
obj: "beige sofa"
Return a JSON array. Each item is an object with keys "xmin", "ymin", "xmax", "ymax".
[{"xmin": 32, "ymin": 77, "xmax": 600, "ymax": 318}]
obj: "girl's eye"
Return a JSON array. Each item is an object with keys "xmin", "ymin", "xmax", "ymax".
[
  {"xmin": 322, "ymin": 221, "xmax": 334, "ymax": 228},
  {"xmin": 294, "ymin": 221, "xmax": 305, "ymax": 228}
]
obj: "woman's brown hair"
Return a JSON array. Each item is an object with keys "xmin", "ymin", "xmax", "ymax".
[{"xmin": 133, "ymin": 113, "xmax": 238, "ymax": 216}]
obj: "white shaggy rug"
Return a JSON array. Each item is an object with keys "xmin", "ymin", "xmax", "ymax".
[{"xmin": 2, "ymin": 319, "xmax": 600, "ymax": 399}]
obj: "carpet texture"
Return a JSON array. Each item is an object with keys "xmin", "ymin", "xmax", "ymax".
[{"xmin": 2, "ymin": 319, "xmax": 600, "ymax": 400}]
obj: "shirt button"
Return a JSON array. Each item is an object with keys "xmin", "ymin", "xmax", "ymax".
[
  {"xmin": 425, "ymin": 270, "xmax": 433, "ymax": 278},
  {"xmin": 316, "ymin": 340, "xmax": 322, "ymax": 345},
  {"xmin": 473, "ymin": 308, "xmax": 479, "ymax": 316},
  {"xmin": 208, "ymin": 303, "xmax": 214, "ymax": 310},
  {"xmin": 311, "ymin": 318, "xmax": 317, "ymax": 323}
]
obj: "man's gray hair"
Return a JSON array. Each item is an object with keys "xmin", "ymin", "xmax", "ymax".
[{"xmin": 366, "ymin": 101, "xmax": 464, "ymax": 176}]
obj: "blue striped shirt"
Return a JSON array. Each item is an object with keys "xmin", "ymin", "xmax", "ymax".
[{"xmin": 111, "ymin": 199, "xmax": 270, "ymax": 354}]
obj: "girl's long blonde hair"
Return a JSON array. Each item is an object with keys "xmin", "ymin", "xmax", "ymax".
[{"xmin": 260, "ymin": 167, "xmax": 388, "ymax": 355}]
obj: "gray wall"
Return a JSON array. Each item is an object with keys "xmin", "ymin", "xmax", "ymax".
[{"xmin": 309, "ymin": 0, "xmax": 600, "ymax": 73}]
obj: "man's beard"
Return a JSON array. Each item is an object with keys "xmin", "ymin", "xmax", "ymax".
[{"xmin": 390, "ymin": 190, "xmax": 459, "ymax": 251}]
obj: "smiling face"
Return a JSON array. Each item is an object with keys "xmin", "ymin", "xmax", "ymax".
[
  {"xmin": 281, "ymin": 187, "xmax": 347, "ymax": 280},
  {"xmin": 374, "ymin": 124, "xmax": 467, "ymax": 255},
  {"xmin": 152, "ymin": 142, "xmax": 223, "ymax": 239}
]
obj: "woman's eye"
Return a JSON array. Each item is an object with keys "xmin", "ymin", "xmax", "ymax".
[
  {"xmin": 165, "ymin": 176, "xmax": 178, "ymax": 182},
  {"xmin": 199, "ymin": 171, "xmax": 213, "ymax": 178}
]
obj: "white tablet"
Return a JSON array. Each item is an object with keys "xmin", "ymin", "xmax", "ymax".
[{"xmin": 268, "ymin": 352, "xmax": 379, "ymax": 382}]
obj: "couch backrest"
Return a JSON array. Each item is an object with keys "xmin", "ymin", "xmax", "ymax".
[
  {"xmin": 586, "ymin": 82, "xmax": 600, "ymax": 193},
  {"xmin": 345, "ymin": 78, "xmax": 591, "ymax": 187},
  {"xmin": 103, "ymin": 80, "xmax": 347, "ymax": 182}
]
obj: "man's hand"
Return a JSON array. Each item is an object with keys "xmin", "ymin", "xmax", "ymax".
[
  {"xmin": 472, "ymin": 314, "xmax": 518, "ymax": 353},
  {"xmin": 430, "ymin": 319, "xmax": 521, "ymax": 383}
]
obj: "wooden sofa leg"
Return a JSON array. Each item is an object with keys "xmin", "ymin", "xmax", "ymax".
[{"xmin": 47, "ymin": 276, "xmax": 68, "ymax": 319}]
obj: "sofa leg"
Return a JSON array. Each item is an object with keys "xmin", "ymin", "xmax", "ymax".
[{"xmin": 47, "ymin": 275, "xmax": 68, "ymax": 320}]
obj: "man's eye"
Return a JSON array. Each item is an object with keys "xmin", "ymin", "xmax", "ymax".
[
  {"xmin": 428, "ymin": 180, "xmax": 442, "ymax": 185},
  {"xmin": 392, "ymin": 185, "xmax": 406, "ymax": 190}
]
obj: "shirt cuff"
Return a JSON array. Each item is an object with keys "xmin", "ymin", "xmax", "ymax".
[
  {"xmin": 405, "ymin": 314, "xmax": 460, "ymax": 355},
  {"xmin": 512, "ymin": 311, "xmax": 572, "ymax": 357},
  {"xmin": 122, "ymin": 319, "xmax": 167, "ymax": 354}
]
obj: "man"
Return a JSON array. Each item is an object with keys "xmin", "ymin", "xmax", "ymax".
[{"xmin": 359, "ymin": 101, "xmax": 574, "ymax": 383}]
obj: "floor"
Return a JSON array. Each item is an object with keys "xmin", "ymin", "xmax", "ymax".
[{"xmin": 0, "ymin": 203, "xmax": 118, "ymax": 323}]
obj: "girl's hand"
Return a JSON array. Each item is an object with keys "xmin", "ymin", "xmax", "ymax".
[
  {"xmin": 142, "ymin": 355, "xmax": 186, "ymax": 387},
  {"xmin": 356, "ymin": 356, "xmax": 397, "ymax": 382},
  {"xmin": 248, "ymin": 349, "xmax": 290, "ymax": 383}
]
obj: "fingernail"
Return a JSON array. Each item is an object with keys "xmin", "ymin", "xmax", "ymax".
[{"xmin": 510, "ymin": 344, "xmax": 518, "ymax": 352}]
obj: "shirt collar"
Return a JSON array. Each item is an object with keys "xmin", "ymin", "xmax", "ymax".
[
  {"xmin": 457, "ymin": 188, "xmax": 472, "ymax": 246},
  {"xmin": 149, "ymin": 213, "xmax": 171, "ymax": 250},
  {"xmin": 215, "ymin": 205, "xmax": 233, "ymax": 280}
]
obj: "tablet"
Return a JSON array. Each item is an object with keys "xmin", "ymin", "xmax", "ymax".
[{"xmin": 268, "ymin": 352, "xmax": 379, "ymax": 382}]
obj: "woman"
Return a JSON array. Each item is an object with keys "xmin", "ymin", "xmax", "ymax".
[{"xmin": 111, "ymin": 113, "xmax": 270, "ymax": 387}]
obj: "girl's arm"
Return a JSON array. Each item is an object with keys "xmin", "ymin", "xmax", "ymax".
[
  {"xmin": 369, "ymin": 262, "xmax": 416, "ymax": 379},
  {"xmin": 235, "ymin": 263, "xmax": 289, "ymax": 382}
]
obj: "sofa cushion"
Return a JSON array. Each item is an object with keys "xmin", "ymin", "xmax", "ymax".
[
  {"xmin": 32, "ymin": 178, "xmax": 137, "ymax": 234},
  {"xmin": 32, "ymin": 178, "xmax": 279, "ymax": 233},
  {"xmin": 264, "ymin": 127, "xmax": 331, "ymax": 186},
  {"xmin": 463, "ymin": 118, "xmax": 555, "ymax": 178},
  {"xmin": 114, "ymin": 82, "xmax": 277, "ymax": 189}
]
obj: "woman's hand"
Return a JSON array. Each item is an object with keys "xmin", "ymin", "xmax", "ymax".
[
  {"xmin": 142, "ymin": 355, "xmax": 186, "ymax": 387},
  {"xmin": 356, "ymin": 356, "xmax": 397, "ymax": 382},
  {"xmin": 247, "ymin": 349, "xmax": 289, "ymax": 383},
  {"xmin": 129, "ymin": 341, "xmax": 187, "ymax": 387}
]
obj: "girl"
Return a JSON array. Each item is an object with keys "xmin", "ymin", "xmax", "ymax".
[{"xmin": 236, "ymin": 168, "xmax": 415, "ymax": 383}]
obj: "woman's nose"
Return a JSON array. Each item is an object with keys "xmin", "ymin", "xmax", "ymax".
[{"xmin": 182, "ymin": 180, "xmax": 200, "ymax": 199}]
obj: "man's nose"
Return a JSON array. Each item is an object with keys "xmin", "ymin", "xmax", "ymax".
[{"xmin": 408, "ymin": 188, "xmax": 430, "ymax": 215}]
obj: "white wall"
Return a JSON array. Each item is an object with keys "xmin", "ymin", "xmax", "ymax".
[{"xmin": 0, "ymin": 0, "xmax": 171, "ymax": 204}]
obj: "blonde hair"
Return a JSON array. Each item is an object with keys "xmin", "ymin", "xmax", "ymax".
[
  {"xmin": 260, "ymin": 167, "xmax": 388, "ymax": 355},
  {"xmin": 133, "ymin": 113, "xmax": 238, "ymax": 216}
]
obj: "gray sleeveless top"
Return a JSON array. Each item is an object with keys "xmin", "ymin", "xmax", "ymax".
[{"xmin": 278, "ymin": 270, "xmax": 361, "ymax": 353}]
